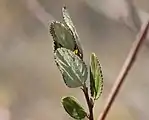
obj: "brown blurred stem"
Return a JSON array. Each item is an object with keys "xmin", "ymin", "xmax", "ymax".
[
  {"xmin": 82, "ymin": 85, "xmax": 94, "ymax": 120},
  {"xmin": 98, "ymin": 20, "xmax": 149, "ymax": 120}
]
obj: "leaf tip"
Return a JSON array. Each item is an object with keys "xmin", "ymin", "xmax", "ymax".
[{"xmin": 63, "ymin": 6, "xmax": 67, "ymax": 10}]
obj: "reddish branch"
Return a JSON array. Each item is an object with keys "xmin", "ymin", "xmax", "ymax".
[
  {"xmin": 82, "ymin": 85, "xmax": 94, "ymax": 120},
  {"xmin": 98, "ymin": 20, "xmax": 149, "ymax": 120}
]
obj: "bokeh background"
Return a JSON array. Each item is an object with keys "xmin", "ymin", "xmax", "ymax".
[{"xmin": 0, "ymin": 0, "xmax": 149, "ymax": 120}]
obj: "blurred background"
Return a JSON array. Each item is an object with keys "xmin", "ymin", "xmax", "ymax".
[{"xmin": 0, "ymin": 0, "xmax": 149, "ymax": 120}]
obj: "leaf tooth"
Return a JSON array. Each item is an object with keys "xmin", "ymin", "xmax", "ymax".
[
  {"xmin": 95, "ymin": 56, "xmax": 104, "ymax": 99},
  {"xmin": 49, "ymin": 21, "xmax": 56, "ymax": 39},
  {"xmin": 49, "ymin": 21, "xmax": 57, "ymax": 51}
]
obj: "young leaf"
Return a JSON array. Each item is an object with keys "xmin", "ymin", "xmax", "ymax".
[
  {"xmin": 54, "ymin": 48, "xmax": 88, "ymax": 88},
  {"xmin": 90, "ymin": 53, "xmax": 103, "ymax": 100},
  {"xmin": 62, "ymin": 96, "xmax": 87, "ymax": 119},
  {"xmin": 62, "ymin": 6, "xmax": 83, "ymax": 59},
  {"xmin": 62, "ymin": 6, "xmax": 77, "ymax": 37},
  {"xmin": 50, "ymin": 21, "xmax": 75, "ymax": 51},
  {"xmin": 50, "ymin": 21, "xmax": 83, "ymax": 59}
]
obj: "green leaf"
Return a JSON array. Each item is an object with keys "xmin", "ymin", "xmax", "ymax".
[
  {"xmin": 62, "ymin": 6, "xmax": 83, "ymax": 59},
  {"xmin": 49, "ymin": 21, "xmax": 75, "ymax": 51},
  {"xmin": 62, "ymin": 96, "xmax": 87, "ymax": 119},
  {"xmin": 54, "ymin": 48, "xmax": 88, "ymax": 88},
  {"xmin": 49, "ymin": 20, "xmax": 83, "ymax": 59},
  {"xmin": 62, "ymin": 6, "xmax": 77, "ymax": 37},
  {"xmin": 90, "ymin": 53, "xmax": 103, "ymax": 100}
]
